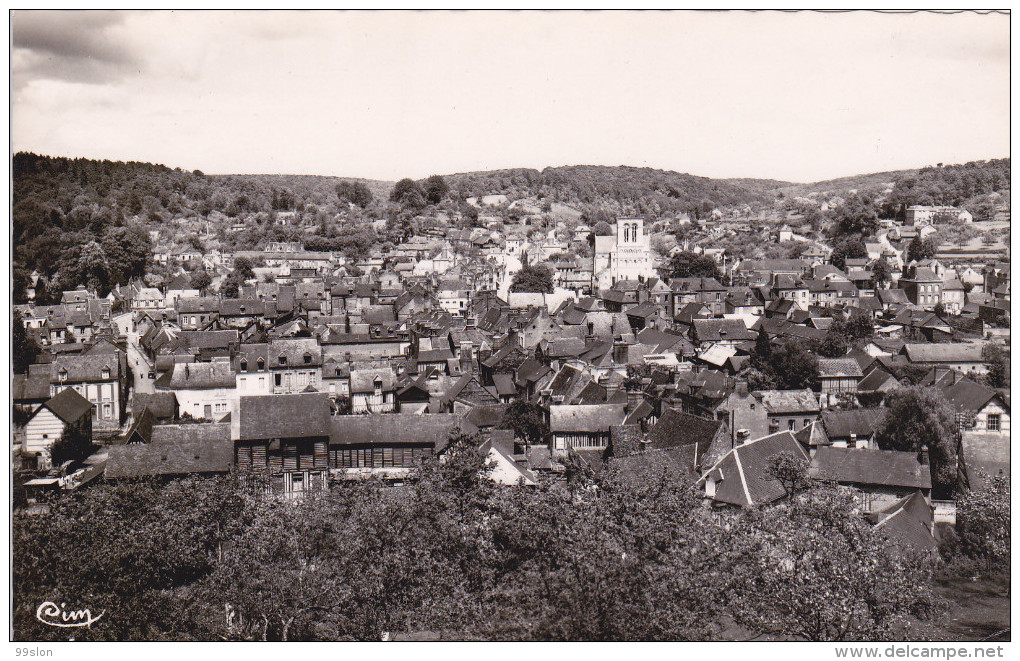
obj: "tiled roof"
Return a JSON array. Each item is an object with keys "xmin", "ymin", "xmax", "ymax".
[
  {"xmin": 549, "ymin": 404, "xmax": 626, "ymax": 433},
  {"xmin": 329, "ymin": 413, "xmax": 463, "ymax": 449},
  {"xmin": 867, "ymin": 491, "xmax": 937, "ymax": 553},
  {"xmin": 239, "ymin": 393, "xmax": 331, "ymax": 440},
  {"xmin": 105, "ymin": 438, "xmax": 233, "ymax": 479},
  {"xmin": 51, "ymin": 354, "xmax": 121, "ymax": 383},
  {"xmin": 150, "ymin": 423, "xmax": 231, "ymax": 443},
  {"xmin": 809, "ymin": 446, "xmax": 931, "ymax": 490},
  {"xmin": 942, "ymin": 378, "xmax": 1002, "ymax": 413},
  {"xmin": 820, "ymin": 408, "xmax": 886, "ymax": 440},
  {"xmin": 155, "ymin": 361, "xmax": 235, "ymax": 390},
  {"xmin": 817, "ymin": 358, "xmax": 864, "ymax": 379}
]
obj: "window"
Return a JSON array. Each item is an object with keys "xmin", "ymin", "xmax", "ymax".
[
  {"xmin": 275, "ymin": 374, "xmax": 282, "ymax": 386},
  {"xmin": 257, "ymin": 358, "xmax": 265, "ymax": 370},
  {"xmin": 788, "ymin": 420, "xmax": 796, "ymax": 431},
  {"xmin": 240, "ymin": 359, "xmax": 248, "ymax": 372},
  {"xmin": 103, "ymin": 403, "xmax": 112, "ymax": 418},
  {"xmin": 279, "ymin": 355, "xmax": 287, "ymax": 366},
  {"xmin": 304, "ymin": 352, "xmax": 312, "ymax": 365},
  {"xmin": 987, "ymin": 414, "xmax": 1001, "ymax": 432}
]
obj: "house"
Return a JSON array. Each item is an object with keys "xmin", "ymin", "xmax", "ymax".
[
  {"xmin": 50, "ymin": 354, "xmax": 126, "ymax": 426},
  {"xmin": 866, "ymin": 491, "xmax": 938, "ymax": 555},
  {"xmin": 819, "ymin": 408, "xmax": 886, "ymax": 449},
  {"xmin": 478, "ymin": 437, "xmax": 539, "ymax": 487},
  {"xmin": 350, "ymin": 367, "xmax": 397, "ymax": 413},
  {"xmin": 236, "ymin": 393, "xmax": 332, "ymax": 495},
  {"xmin": 233, "ymin": 343, "xmax": 273, "ymax": 396},
  {"xmin": 267, "ymin": 338, "xmax": 322, "ymax": 394},
  {"xmin": 809, "ymin": 446, "xmax": 932, "ymax": 512},
  {"xmin": 177, "ymin": 297, "xmax": 220, "ymax": 330},
  {"xmin": 549, "ymin": 403, "xmax": 627, "ymax": 457},
  {"xmin": 23, "ymin": 388, "xmax": 93, "ymax": 469},
  {"xmin": 698, "ymin": 431, "xmax": 809, "ymax": 507},
  {"xmin": 690, "ymin": 318, "xmax": 755, "ymax": 348},
  {"xmin": 131, "ymin": 287, "xmax": 165, "ymax": 313},
  {"xmin": 329, "ymin": 413, "xmax": 462, "ymax": 476},
  {"xmin": 941, "ymin": 379, "xmax": 1010, "ymax": 486},
  {"xmin": 129, "ymin": 392, "xmax": 179, "ymax": 423},
  {"xmin": 756, "ymin": 389, "xmax": 821, "ymax": 433},
  {"xmin": 817, "ymin": 358, "xmax": 864, "ymax": 395},
  {"xmin": 900, "ymin": 343, "xmax": 987, "ymax": 376},
  {"xmin": 898, "ymin": 267, "xmax": 942, "ymax": 309},
  {"xmin": 154, "ymin": 361, "xmax": 237, "ymax": 422}
]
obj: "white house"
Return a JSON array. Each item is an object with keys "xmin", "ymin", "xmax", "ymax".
[
  {"xmin": 23, "ymin": 388, "xmax": 93, "ymax": 469},
  {"xmin": 154, "ymin": 360, "xmax": 237, "ymax": 422}
]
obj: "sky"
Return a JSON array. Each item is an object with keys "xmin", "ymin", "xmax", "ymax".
[{"xmin": 10, "ymin": 10, "xmax": 1011, "ymax": 183}]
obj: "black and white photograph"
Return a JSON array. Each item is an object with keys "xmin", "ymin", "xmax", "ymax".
[{"xmin": 8, "ymin": 8, "xmax": 1011, "ymax": 651}]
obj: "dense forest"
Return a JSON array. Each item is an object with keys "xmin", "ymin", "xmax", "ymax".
[
  {"xmin": 446, "ymin": 165, "xmax": 777, "ymax": 219},
  {"xmin": 887, "ymin": 159, "xmax": 1011, "ymax": 219},
  {"xmin": 16, "ymin": 433, "xmax": 1005, "ymax": 642}
]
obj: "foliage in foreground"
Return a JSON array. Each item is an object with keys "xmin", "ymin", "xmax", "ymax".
[{"xmin": 13, "ymin": 438, "xmax": 947, "ymax": 642}]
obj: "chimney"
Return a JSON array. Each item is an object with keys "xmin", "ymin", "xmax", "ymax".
[
  {"xmin": 735, "ymin": 380, "xmax": 749, "ymax": 398},
  {"xmin": 736, "ymin": 429, "xmax": 751, "ymax": 445},
  {"xmin": 918, "ymin": 445, "xmax": 929, "ymax": 466},
  {"xmin": 626, "ymin": 389, "xmax": 643, "ymax": 413}
]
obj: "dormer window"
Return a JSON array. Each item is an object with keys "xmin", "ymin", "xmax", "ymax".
[
  {"xmin": 303, "ymin": 352, "xmax": 312, "ymax": 365},
  {"xmin": 279, "ymin": 355, "xmax": 287, "ymax": 366},
  {"xmin": 58, "ymin": 369, "xmax": 67, "ymax": 382},
  {"xmin": 374, "ymin": 377, "xmax": 383, "ymax": 395},
  {"xmin": 257, "ymin": 358, "xmax": 265, "ymax": 370},
  {"xmin": 101, "ymin": 367, "xmax": 111, "ymax": 380},
  {"xmin": 240, "ymin": 359, "xmax": 248, "ymax": 372}
]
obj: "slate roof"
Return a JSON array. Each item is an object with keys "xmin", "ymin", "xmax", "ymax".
[
  {"xmin": 42, "ymin": 387, "xmax": 93, "ymax": 424},
  {"xmin": 820, "ymin": 408, "xmax": 886, "ymax": 440},
  {"xmin": 150, "ymin": 422, "xmax": 232, "ymax": 444},
  {"xmin": 105, "ymin": 438, "xmax": 233, "ymax": 479},
  {"xmin": 809, "ymin": 446, "xmax": 931, "ymax": 490},
  {"xmin": 239, "ymin": 393, "xmax": 331, "ymax": 440},
  {"xmin": 130, "ymin": 392, "xmax": 179, "ymax": 420},
  {"xmin": 492, "ymin": 373, "xmax": 517, "ymax": 397},
  {"xmin": 268, "ymin": 338, "xmax": 322, "ymax": 367},
  {"xmin": 51, "ymin": 354, "xmax": 121, "ymax": 383},
  {"xmin": 13, "ymin": 371, "xmax": 52, "ymax": 402},
  {"xmin": 867, "ymin": 491, "xmax": 938, "ymax": 553},
  {"xmin": 329, "ymin": 413, "xmax": 463, "ymax": 449},
  {"xmin": 611, "ymin": 446, "xmax": 701, "ymax": 487},
  {"xmin": 177, "ymin": 296, "xmax": 221, "ymax": 313},
  {"xmin": 942, "ymin": 378, "xmax": 1004, "ymax": 413},
  {"xmin": 856, "ymin": 367, "xmax": 900, "ymax": 392},
  {"xmin": 698, "ymin": 431, "xmax": 809, "ymax": 507},
  {"xmin": 692, "ymin": 318, "xmax": 755, "ymax": 343},
  {"xmin": 549, "ymin": 404, "xmax": 627, "ymax": 433},
  {"xmin": 155, "ymin": 361, "xmax": 235, "ymax": 390}
]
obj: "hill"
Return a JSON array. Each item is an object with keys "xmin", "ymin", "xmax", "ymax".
[{"xmin": 446, "ymin": 165, "xmax": 777, "ymax": 220}]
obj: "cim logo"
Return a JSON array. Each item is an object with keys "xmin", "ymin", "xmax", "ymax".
[{"xmin": 35, "ymin": 602, "xmax": 105, "ymax": 629}]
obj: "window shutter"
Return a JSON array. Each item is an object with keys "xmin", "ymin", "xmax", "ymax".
[{"xmin": 314, "ymin": 441, "xmax": 328, "ymax": 468}]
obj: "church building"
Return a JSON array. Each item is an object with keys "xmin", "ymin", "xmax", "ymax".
[{"xmin": 593, "ymin": 218, "xmax": 656, "ymax": 289}]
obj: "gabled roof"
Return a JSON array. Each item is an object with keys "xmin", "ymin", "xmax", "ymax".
[
  {"xmin": 692, "ymin": 318, "xmax": 755, "ymax": 342},
  {"xmin": 867, "ymin": 491, "xmax": 938, "ymax": 553},
  {"xmin": 41, "ymin": 387, "xmax": 93, "ymax": 424},
  {"xmin": 698, "ymin": 431, "xmax": 809, "ymax": 507},
  {"xmin": 809, "ymin": 446, "xmax": 931, "ymax": 490},
  {"xmin": 942, "ymin": 378, "xmax": 1005, "ymax": 414},
  {"xmin": 155, "ymin": 361, "xmax": 235, "ymax": 390}
]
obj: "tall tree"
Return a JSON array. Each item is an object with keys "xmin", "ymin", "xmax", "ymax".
[
  {"xmin": 13, "ymin": 311, "xmax": 39, "ymax": 374},
  {"xmin": 874, "ymin": 386, "xmax": 959, "ymax": 496},
  {"xmin": 422, "ymin": 175, "xmax": 449, "ymax": 205},
  {"xmin": 509, "ymin": 263, "xmax": 554, "ymax": 294},
  {"xmin": 831, "ymin": 192, "xmax": 880, "ymax": 239},
  {"xmin": 660, "ymin": 251, "xmax": 722, "ymax": 280}
]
